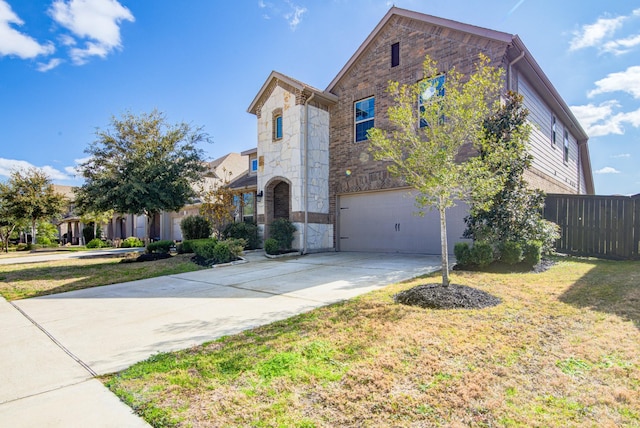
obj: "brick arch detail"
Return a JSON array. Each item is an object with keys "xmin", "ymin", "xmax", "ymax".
[{"xmin": 263, "ymin": 176, "xmax": 292, "ymax": 239}]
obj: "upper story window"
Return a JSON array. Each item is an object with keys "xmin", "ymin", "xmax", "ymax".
[
  {"xmin": 251, "ymin": 158, "xmax": 258, "ymax": 172},
  {"xmin": 272, "ymin": 108, "xmax": 283, "ymax": 141},
  {"xmin": 391, "ymin": 42, "xmax": 400, "ymax": 67},
  {"xmin": 419, "ymin": 75, "xmax": 445, "ymax": 128},
  {"xmin": 552, "ymin": 115, "xmax": 557, "ymax": 146},
  {"xmin": 563, "ymin": 129, "xmax": 570, "ymax": 164},
  {"xmin": 354, "ymin": 97, "xmax": 375, "ymax": 142}
]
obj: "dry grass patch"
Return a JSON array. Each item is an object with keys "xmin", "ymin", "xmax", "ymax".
[
  {"xmin": 104, "ymin": 258, "xmax": 640, "ymax": 427},
  {"xmin": 0, "ymin": 254, "xmax": 205, "ymax": 300}
]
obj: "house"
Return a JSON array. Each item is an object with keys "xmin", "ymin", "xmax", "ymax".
[{"xmin": 246, "ymin": 6, "xmax": 594, "ymax": 255}]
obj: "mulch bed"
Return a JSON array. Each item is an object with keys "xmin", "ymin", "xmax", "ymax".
[
  {"xmin": 395, "ymin": 283, "xmax": 501, "ymax": 310},
  {"xmin": 120, "ymin": 253, "xmax": 172, "ymax": 263}
]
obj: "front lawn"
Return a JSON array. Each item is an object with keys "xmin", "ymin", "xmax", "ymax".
[
  {"xmin": 0, "ymin": 254, "xmax": 205, "ymax": 300},
  {"xmin": 104, "ymin": 257, "xmax": 640, "ymax": 427}
]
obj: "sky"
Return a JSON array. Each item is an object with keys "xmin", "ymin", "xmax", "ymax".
[{"xmin": 0, "ymin": 0, "xmax": 638, "ymax": 196}]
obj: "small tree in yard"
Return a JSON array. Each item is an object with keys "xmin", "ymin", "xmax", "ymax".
[
  {"xmin": 0, "ymin": 168, "xmax": 65, "ymax": 246},
  {"xmin": 80, "ymin": 209, "xmax": 114, "ymax": 243},
  {"xmin": 367, "ymin": 54, "xmax": 505, "ymax": 287},
  {"xmin": 75, "ymin": 110, "xmax": 209, "ymax": 242},
  {"xmin": 199, "ymin": 168, "xmax": 236, "ymax": 239}
]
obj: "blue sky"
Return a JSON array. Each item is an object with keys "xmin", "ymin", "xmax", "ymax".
[{"xmin": 0, "ymin": 0, "xmax": 638, "ymax": 195}]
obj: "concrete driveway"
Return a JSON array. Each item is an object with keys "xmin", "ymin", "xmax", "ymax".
[{"xmin": 1, "ymin": 251, "xmax": 441, "ymax": 427}]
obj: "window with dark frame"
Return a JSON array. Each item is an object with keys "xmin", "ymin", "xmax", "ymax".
[
  {"xmin": 552, "ymin": 115, "xmax": 557, "ymax": 146},
  {"xmin": 391, "ymin": 42, "xmax": 400, "ymax": 67},
  {"xmin": 251, "ymin": 158, "xmax": 258, "ymax": 172},
  {"xmin": 419, "ymin": 75, "xmax": 446, "ymax": 128},
  {"xmin": 354, "ymin": 97, "xmax": 375, "ymax": 142},
  {"xmin": 272, "ymin": 109, "xmax": 283, "ymax": 141},
  {"xmin": 563, "ymin": 129, "xmax": 570, "ymax": 163}
]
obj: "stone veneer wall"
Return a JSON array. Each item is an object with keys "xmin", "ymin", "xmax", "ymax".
[
  {"xmin": 327, "ymin": 14, "xmax": 511, "ymax": 244},
  {"xmin": 256, "ymin": 84, "xmax": 333, "ymax": 250}
]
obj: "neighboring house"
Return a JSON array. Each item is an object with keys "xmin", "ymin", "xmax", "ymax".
[
  {"xmin": 54, "ymin": 184, "xmax": 82, "ymax": 244},
  {"xmin": 56, "ymin": 153, "xmax": 248, "ymax": 244},
  {"xmin": 228, "ymin": 148, "xmax": 259, "ymax": 224},
  {"xmin": 247, "ymin": 7, "xmax": 594, "ymax": 254}
]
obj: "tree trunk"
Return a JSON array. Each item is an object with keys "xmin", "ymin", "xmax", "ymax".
[
  {"xmin": 439, "ymin": 196, "xmax": 450, "ymax": 287},
  {"xmin": 93, "ymin": 222, "xmax": 98, "ymax": 240},
  {"xmin": 31, "ymin": 220, "xmax": 37, "ymax": 245}
]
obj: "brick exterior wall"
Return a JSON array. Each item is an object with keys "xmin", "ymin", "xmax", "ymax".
[{"xmin": 327, "ymin": 15, "xmax": 511, "ymax": 237}]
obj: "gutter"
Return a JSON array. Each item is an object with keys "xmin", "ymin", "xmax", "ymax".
[
  {"xmin": 302, "ymin": 93, "xmax": 316, "ymax": 255},
  {"xmin": 507, "ymin": 50, "xmax": 525, "ymax": 91}
]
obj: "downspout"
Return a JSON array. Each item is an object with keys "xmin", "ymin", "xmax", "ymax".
[
  {"xmin": 302, "ymin": 93, "xmax": 316, "ymax": 255},
  {"xmin": 507, "ymin": 50, "xmax": 525, "ymax": 91}
]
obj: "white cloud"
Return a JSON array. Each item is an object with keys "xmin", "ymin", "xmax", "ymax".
[
  {"xmin": 284, "ymin": 1, "xmax": 306, "ymax": 31},
  {"xmin": 611, "ymin": 153, "xmax": 631, "ymax": 158},
  {"xmin": 37, "ymin": 57, "xmax": 63, "ymax": 72},
  {"xmin": 595, "ymin": 167, "xmax": 621, "ymax": 174},
  {"xmin": 49, "ymin": 0, "xmax": 134, "ymax": 65},
  {"xmin": 571, "ymin": 102, "xmax": 640, "ymax": 137},
  {"xmin": 0, "ymin": 0, "xmax": 55, "ymax": 59},
  {"xmin": 602, "ymin": 33, "xmax": 640, "ymax": 55},
  {"xmin": 569, "ymin": 14, "xmax": 625, "ymax": 51},
  {"xmin": 570, "ymin": 8, "xmax": 640, "ymax": 55},
  {"xmin": 0, "ymin": 158, "xmax": 71, "ymax": 181},
  {"xmin": 588, "ymin": 66, "xmax": 640, "ymax": 99}
]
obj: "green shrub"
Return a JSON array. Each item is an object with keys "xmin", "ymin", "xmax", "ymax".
[
  {"xmin": 86, "ymin": 238, "xmax": 104, "ymax": 249},
  {"xmin": 264, "ymin": 238, "xmax": 279, "ymax": 255},
  {"xmin": 523, "ymin": 240, "xmax": 542, "ymax": 267},
  {"xmin": 500, "ymin": 241, "xmax": 523, "ymax": 265},
  {"xmin": 213, "ymin": 242, "xmax": 232, "ymax": 264},
  {"xmin": 16, "ymin": 243, "xmax": 30, "ymax": 251},
  {"xmin": 181, "ymin": 238, "xmax": 214, "ymax": 254},
  {"xmin": 471, "ymin": 242, "xmax": 494, "ymax": 268},
  {"xmin": 192, "ymin": 239, "xmax": 218, "ymax": 260},
  {"xmin": 533, "ymin": 219, "xmax": 560, "ymax": 255},
  {"xmin": 36, "ymin": 236, "xmax": 52, "ymax": 246},
  {"xmin": 223, "ymin": 222, "xmax": 260, "ymax": 250},
  {"xmin": 82, "ymin": 224, "xmax": 102, "ymax": 244},
  {"xmin": 180, "ymin": 215, "xmax": 212, "ymax": 240},
  {"xmin": 121, "ymin": 236, "xmax": 144, "ymax": 248},
  {"xmin": 146, "ymin": 240, "xmax": 173, "ymax": 254},
  {"xmin": 453, "ymin": 242, "xmax": 472, "ymax": 266},
  {"xmin": 224, "ymin": 238, "xmax": 246, "ymax": 260},
  {"xmin": 269, "ymin": 218, "xmax": 296, "ymax": 250}
]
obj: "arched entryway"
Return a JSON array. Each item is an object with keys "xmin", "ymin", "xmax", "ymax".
[{"xmin": 264, "ymin": 177, "xmax": 291, "ymax": 239}]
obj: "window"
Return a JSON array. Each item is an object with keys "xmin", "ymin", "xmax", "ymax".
[
  {"xmin": 419, "ymin": 75, "xmax": 445, "ymax": 128},
  {"xmin": 251, "ymin": 158, "xmax": 258, "ymax": 172},
  {"xmin": 272, "ymin": 109, "xmax": 283, "ymax": 141},
  {"xmin": 563, "ymin": 129, "xmax": 570, "ymax": 163},
  {"xmin": 275, "ymin": 115, "xmax": 283, "ymax": 140},
  {"xmin": 354, "ymin": 97, "xmax": 375, "ymax": 142},
  {"xmin": 391, "ymin": 42, "xmax": 400, "ymax": 67},
  {"xmin": 551, "ymin": 116, "xmax": 557, "ymax": 146}
]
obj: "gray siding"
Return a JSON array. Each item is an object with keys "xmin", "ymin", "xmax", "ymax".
[{"xmin": 518, "ymin": 75, "xmax": 582, "ymax": 193}]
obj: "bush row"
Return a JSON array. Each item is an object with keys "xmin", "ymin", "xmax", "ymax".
[
  {"xmin": 454, "ymin": 240, "xmax": 542, "ymax": 269},
  {"xmin": 177, "ymin": 238, "xmax": 245, "ymax": 264}
]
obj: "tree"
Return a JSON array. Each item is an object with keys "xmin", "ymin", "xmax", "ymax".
[
  {"xmin": 80, "ymin": 209, "xmax": 114, "ymax": 244},
  {"xmin": 367, "ymin": 54, "xmax": 505, "ymax": 286},
  {"xmin": 76, "ymin": 110, "xmax": 210, "ymax": 241},
  {"xmin": 1, "ymin": 168, "xmax": 66, "ymax": 246},
  {"xmin": 464, "ymin": 91, "xmax": 559, "ymax": 253},
  {"xmin": 0, "ymin": 183, "xmax": 18, "ymax": 252},
  {"xmin": 199, "ymin": 168, "xmax": 236, "ymax": 239}
]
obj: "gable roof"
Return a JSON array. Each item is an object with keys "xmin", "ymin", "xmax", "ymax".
[
  {"xmin": 247, "ymin": 71, "xmax": 337, "ymax": 115},
  {"xmin": 324, "ymin": 6, "xmax": 594, "ymax": 194}
]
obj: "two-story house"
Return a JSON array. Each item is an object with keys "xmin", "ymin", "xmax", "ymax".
[{"xmin": 247, "ymin": 7, "xmax": 593, "ymax": 254}]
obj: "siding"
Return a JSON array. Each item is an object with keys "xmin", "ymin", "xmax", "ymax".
[{"xmin": 518, "ymin": 75, "xmax": 580, "ymax": 194}]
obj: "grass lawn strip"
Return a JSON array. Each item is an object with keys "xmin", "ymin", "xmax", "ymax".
[
  {"xmin": 103, "ymin": 258, "xmax": 640, "ymax": 427},
  {"xmin": 0, "ymin": 254, "xmax": 205, "ymax": 300}
]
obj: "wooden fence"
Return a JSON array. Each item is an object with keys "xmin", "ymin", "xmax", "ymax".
[{"xmin": 544, "ymin": 194, "xmax": 640, "ymax": 260}]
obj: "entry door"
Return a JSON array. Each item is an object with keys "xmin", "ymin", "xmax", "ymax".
[{"xmin": 338, "ymin": 190, "xmax": 468, "ymax": 254}]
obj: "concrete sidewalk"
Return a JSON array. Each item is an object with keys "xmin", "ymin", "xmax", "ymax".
[
  {"xmin": 0, "ymin": 247, "xmax": 144, "ymax": 265},
  {"xmin": 0, "ymin": 251, "xmax": 441, "ymax": 426}
]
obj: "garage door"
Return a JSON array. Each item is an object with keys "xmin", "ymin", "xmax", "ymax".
[{"xmin": 338, "ymin": 189, "xmax": 469, "ymax": 254}]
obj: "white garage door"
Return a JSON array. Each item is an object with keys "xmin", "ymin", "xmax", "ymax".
[{"xmin": 338, "ymin": 189, "xmax": 469, "ymax": 254}]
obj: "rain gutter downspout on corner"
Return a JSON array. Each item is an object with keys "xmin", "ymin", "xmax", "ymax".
[
  {"xmin": 303, "ymin": 93, "xmax": 316, "ymax": 255},
  {"xmin": 507, "ymin": 50, "xmax": 525, "ymax": 91}
]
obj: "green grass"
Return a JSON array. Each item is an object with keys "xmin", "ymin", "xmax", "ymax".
[
  {"xmin": 103, "ymin": 257, "xmax": 640, "ymax": 427},
  {"xmin": 0, "ymin": 254, "xmax": 205, "ymax": 300}
]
